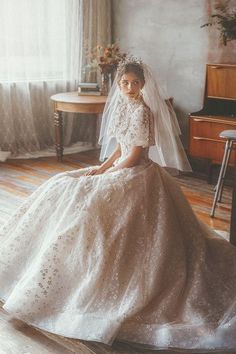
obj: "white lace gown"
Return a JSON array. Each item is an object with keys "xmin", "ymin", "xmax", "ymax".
[{"xmin": 1, "ymin": 97, "xmax": 236, "ymax": 351}]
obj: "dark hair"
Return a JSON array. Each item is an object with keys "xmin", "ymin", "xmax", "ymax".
[{"xmin": 117, "ymin": 63, "xmax": 145, "ymax": 83}]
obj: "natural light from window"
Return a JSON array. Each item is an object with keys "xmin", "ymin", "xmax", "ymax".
[{"xmin": 0, "ymin": 0, "xmax": 69, "ymax": 82}]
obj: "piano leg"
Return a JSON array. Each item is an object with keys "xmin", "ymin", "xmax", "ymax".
[{"xmin": 207, "ymin": 161, "xmax": 216, "ymax": 184}]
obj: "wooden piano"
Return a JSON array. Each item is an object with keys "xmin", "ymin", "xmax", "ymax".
[{"xmin": 188, "ymin": 63, "xmax": 236, "ymax": 182}]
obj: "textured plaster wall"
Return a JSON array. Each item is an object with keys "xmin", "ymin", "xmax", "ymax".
[{"xmin": 112, "ymin": 0, "xmax": 236, "ymax": 145}]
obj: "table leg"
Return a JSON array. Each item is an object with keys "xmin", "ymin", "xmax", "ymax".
[
  {"xmin": 92, "ymin": 115, "xmax": 98, "ymax": 148},
  {"xmin": 54, "ymin": 111, "xmax": 63, "ymax": 162}
]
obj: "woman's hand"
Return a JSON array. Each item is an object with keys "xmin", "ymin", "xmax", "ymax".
[{"xmin": 84, "ymin": 166, "xmax": 105, "ymax": 176}]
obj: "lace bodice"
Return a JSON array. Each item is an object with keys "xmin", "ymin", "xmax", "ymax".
[{"xmin": 108, "ymin": 95, "xmax": 155, "ymax": 166}]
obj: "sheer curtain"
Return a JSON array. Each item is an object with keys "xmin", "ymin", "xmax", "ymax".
[
  {"xmin": 0, "ymin": 0, "xmax": 111, "ymax": 160},
  {"xmin": 82, "ymin": 0, "xmax": 111, "ymax": 83}
]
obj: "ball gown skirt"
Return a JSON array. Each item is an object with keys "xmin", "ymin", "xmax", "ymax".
[{"xmin": 1, "ymin": 162, "xmax": 236, "ymax": 350}]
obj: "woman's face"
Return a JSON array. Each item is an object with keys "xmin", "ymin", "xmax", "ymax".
[{"xmin": 119, "ymin": 72, "xmax": 144, "ymax": 100}]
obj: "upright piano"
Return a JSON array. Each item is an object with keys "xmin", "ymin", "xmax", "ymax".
[{"xmin": 189, "ymin": 63, "xmax": 236, "ymax": 182}]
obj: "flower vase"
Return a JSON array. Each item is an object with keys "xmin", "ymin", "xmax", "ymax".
[{"xmin": 100, "ymin": 72, "xmax": 110, "ymax": 96}]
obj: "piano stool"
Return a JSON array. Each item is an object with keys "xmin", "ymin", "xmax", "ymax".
[{"xmin": 211, "ymin": 130, "xmax": 236, "ymax": 217}]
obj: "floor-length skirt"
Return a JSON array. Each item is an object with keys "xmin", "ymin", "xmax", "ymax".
[{"xmin": 1, "ymin": 162, "xmax": 236, "ymax": 350}]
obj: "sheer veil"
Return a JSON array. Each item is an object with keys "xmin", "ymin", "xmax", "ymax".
[{"xmin": 99, "ymin": 58, "xmax": 192, "ymax": 172}]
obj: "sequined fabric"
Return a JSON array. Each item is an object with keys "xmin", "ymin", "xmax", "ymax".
[{"xmin": 1, "ymin": 98, "xmax": 236, "ymax": 350}]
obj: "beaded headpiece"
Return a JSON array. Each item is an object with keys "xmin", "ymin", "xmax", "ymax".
[{"xmin": 117, "ymin": 55, "xmax": 143, "ymax": 75}]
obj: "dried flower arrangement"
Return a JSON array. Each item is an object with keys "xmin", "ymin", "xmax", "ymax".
[
  {"xmin": 87, "ymin": 43, "xmax": 127, "ymax": 74},
  {"xmin": 85, "ymin": 42, "xmax": 127, "ymax": 95},
  {"xmin": 201, "ymin": 2, "xmax": 236, "ymax": 45}
]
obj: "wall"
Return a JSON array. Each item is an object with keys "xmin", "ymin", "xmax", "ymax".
[{"xmin": 112, "ymin": 0, "xmax": 236, "ymax": 145}]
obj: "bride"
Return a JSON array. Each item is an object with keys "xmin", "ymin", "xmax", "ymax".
[{"xmin": 1, "ymin": 57, "xmax": 236, "ymax": 351}]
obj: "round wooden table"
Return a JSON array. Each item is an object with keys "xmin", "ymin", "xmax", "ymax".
[{"xmin": 50, "ymin": 92, "xmax": 107, "ymax": 162}]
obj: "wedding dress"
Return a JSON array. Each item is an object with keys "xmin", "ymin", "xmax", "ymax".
[{"xmin": 1, "ymin": 95, "xmax": 236, "ymax": 351}]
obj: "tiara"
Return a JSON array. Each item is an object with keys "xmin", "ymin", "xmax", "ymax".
[{"xmin": 117, "ymin": 55, "xmax": 143, "ymax": 74}]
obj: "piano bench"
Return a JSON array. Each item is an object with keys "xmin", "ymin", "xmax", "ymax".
[{"xmin": 211, "ymin": 130, "xmax": 236, "ymax": 217}]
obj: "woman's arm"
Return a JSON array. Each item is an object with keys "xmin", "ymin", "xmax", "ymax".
[
  {"xmin": 100, "ymin": 144, "xmax": 121, "ymax": 171},
  {"xmin": 105, "ymin": 146, "xmax": 144, "ymax": 173},
  {"xmin": 85, "ymin": 144, "xmax": 121, "ymax": 176}
]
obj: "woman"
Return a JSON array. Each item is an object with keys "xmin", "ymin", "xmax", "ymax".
[{"xmin": 1, "ymin": 57, "xmax": 236, "ymax": 351}]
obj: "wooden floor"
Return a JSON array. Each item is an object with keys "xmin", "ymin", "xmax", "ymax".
[
  {"xmin": 0, "ymin": 150, "xmax": 233, "ymax": 354},
  {"xmin": 0, "ymin": 150, "xmax": 232, "ymax": 234}
]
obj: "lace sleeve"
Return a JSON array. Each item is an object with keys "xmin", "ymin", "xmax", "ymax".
[{"xmin": 127, "ymin": 105, "xmax": 154, "ymax": 148}]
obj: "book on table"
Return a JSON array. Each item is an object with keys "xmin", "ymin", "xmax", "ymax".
[
  {"xmin": 78, "ymin": 82, "xmax": 101, "ymax": 96},
  {"xmin": 78, "ymin": 91, "xmax": 101, "ymax": 96}
]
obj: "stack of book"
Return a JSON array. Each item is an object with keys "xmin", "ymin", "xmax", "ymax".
[{"xmin": 78, "ymin": 83, "xmax": 101, "ymax": 96}]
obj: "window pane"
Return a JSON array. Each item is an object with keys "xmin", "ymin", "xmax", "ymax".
[{"xmin": 0, "ymin": 0, "xmax": 69, "ymax": 81}]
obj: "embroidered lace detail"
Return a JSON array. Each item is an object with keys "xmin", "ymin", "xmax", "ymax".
[{"xmin": 108, "ymin": 95, "xmax": 155, "ymax": 166}]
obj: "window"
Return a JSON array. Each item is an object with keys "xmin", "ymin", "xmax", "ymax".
[{"xmin": 0, "ymin": 0, "xmax": 77, "ymax": 81}]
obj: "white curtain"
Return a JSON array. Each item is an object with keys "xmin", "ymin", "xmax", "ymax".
[
  {"xmin": 82, "ymin": 0, "xmax": 112, "ymax": 83},
  {"xmin": 0, "ymin": 0, "xmax": 82, "ymax": 82},
  {"xmin": 0, "ymin": 0, "xmax": 82, "ymax": 158},
  {"xmin": 0, "ymin": 0, "xmax": 111, "ymax": 160}
]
